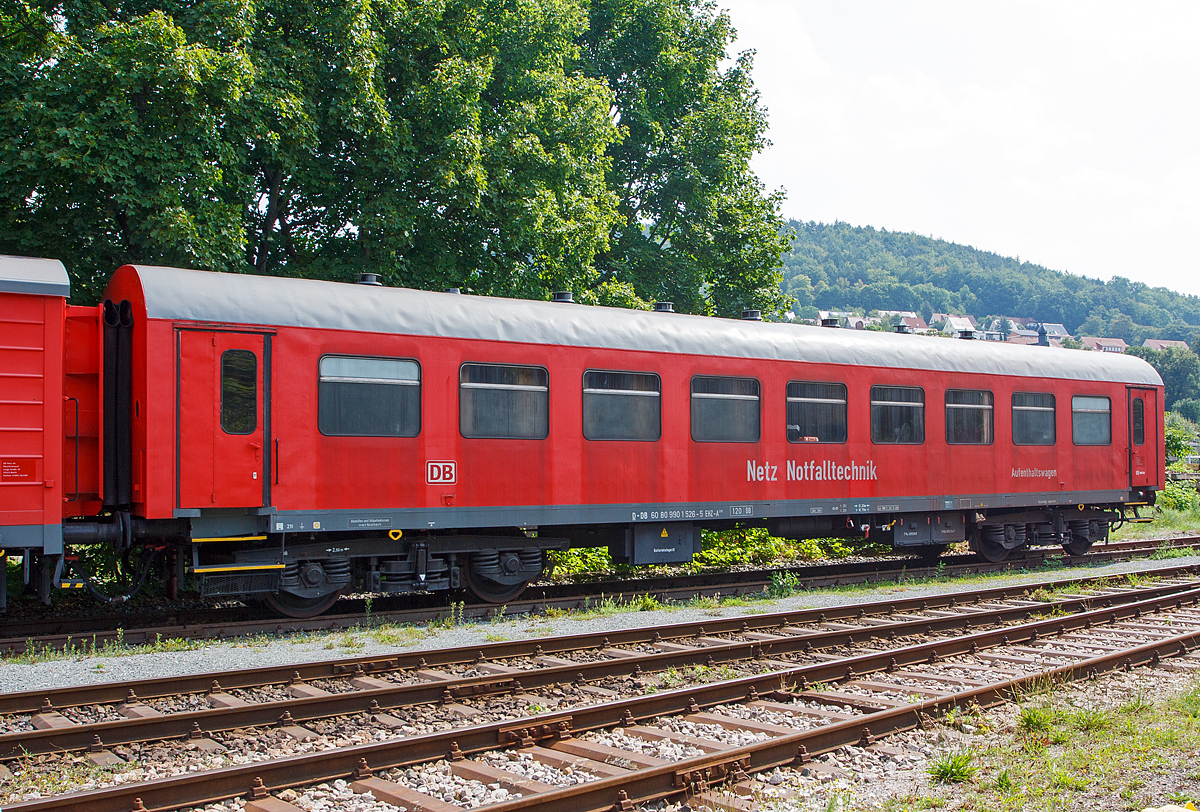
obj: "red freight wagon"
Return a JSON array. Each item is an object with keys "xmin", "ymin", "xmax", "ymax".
[
  {"xmin": 0, "ymin": 259, "xmax": 1164, "ymax": 616},
  {"xmin": 0, "ymin": 257, "xmax": 68, "ymax": 602}
]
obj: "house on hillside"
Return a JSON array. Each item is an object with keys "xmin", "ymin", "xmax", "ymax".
[
  {"xmin": 1081, "ymin": 336, "xmax": 1129, "ymax": 353},
  {"xmin": 932, "ymin": 313, "xmax": 978, "ymax": 329},
  {"xmin": 901, "ymin": 316, "xmax": 928, "ymax": 332},
  {"xmin": 1040, "ymin": 323, "xmax": 1070, "ymax": 339},
  {"xmin": 943, "ymin": 316, "xmax": 976, "ymax": 338},
  {"xmin": 1143, "ymin": 338, "xmax": 1190, "ymax": 351}
]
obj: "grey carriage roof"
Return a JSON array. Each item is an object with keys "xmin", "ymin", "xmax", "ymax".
[
  {"xmin": 124, "ymin": 265, "xmax": 1163, "ymax": 386},
  {"xmin": 0, "ymin": 255, "xmax": 70, "ymax": 297}
]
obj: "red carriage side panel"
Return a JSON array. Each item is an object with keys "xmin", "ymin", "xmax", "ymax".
[
  {"xmin": 0, "ymin": 257, "xmax": 69, "ymax": 554},
  {"xmin": 114, "ymin": 265, "xmax": 1166, "ymax": 533}
]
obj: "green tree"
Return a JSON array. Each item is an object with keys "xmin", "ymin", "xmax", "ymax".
[
  {"xmin": 2, "ymin": 0, "xmax": 626, "ymax": 302},
  {"xmin": 580, "ymin": 0, "xmax": 790, "ymax": 317},
  {"xmin": 1173, "ymin": 399, "xmax": 1200, "ymax": 425},
  {"xmin": 2, "ymin": 0, "xmax": 789, "ymax": 315},
  {"xmin": 0, "ymin": 0, "xmax": 257, "ymax": 302},
  {"xmin": 1125, "ymin": 346, "xmax": 1200, "ymax": 410},
  {"xmin": 1165, "ymin": 411, "xmax": 1197, "ymax": 461}
]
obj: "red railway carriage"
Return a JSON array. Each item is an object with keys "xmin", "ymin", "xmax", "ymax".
[{"xmin": 0, "ymin": 257, "xmax": 1165, "ymax": 616}]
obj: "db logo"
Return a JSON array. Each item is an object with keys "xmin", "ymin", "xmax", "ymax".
[{"xmin": 426, "ymin": 460, "xmax": 456, "ymax": 484}]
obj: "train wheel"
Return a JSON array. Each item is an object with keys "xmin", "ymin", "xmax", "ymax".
[
  {"xmin": 462, "ymin": 550, "xmax": 543, "ymax": 604},
  {"xmin": 974, "ymin": 539, "xmax": 1011, "ymax": 563},
  {"xmin": 971, "ymin": 524, "xmax": 1013, "ymax": 563},
  {"xmin": 265, "ymin": 589, "xmax": 343, "ymax": 618},
  {"xmin": 463, "ymin": 566, "xmax": 530, "ymax": 604},
  {"xmin": 1064, "ymin": 520, "xmax": 1096, "ymax": 556},
  {"xmin": 1063, "ymin": 537, "xmax": 1093, "ymax": 556}
]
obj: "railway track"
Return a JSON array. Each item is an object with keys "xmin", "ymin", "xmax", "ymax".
[
  {"xmin": 4, "ymin": 564, "xmax": 1200, "ymax": 811},
  {"xmin": 3, "ymin": 534, "xmax": 1196, "ymax": 656}
]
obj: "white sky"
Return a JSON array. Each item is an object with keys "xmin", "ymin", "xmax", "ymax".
[{"xmin": 720, "ymin": 1, "xmax": 1200, "ymax": 298}]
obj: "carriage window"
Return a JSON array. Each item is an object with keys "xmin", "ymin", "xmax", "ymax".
[
  {"xmin": 871, "ymin": 386, "xmax": 924, "ymax": 444},
  {"xmin": 945, "ymin": 389, "xmax": 993, "ymax": 445},
  {"xmin": 220, "ymin": 350, "xmax": 257, "ymax": 435},
  {"xmin": 460, "ymin": 363, "xmax": 549, "ymax": 439},
  {"xmin": 692, "ymin": 376, "xmax": 760, "ymax": 442},
  {"xmin": 318, "ymin": 356, "xmax": 420, "ymax": 436},
  {"xmin": 583, "ymin": 371, "xmax": 661, "ymax": 441},
  {"xmin": 1132, "ymin": 397, "xmax": 1145, "ymax": 446},
  {"xmin": 1012, "ymin": 392, "xmax": 1055, "ymax": 445},
  {"xmin": 787, "ymin": 381, "xmax": 847, "ymax": 443},
  {"xmin": 1072, "ymin": 396, "xmax": 1111, "ymax": 445}
]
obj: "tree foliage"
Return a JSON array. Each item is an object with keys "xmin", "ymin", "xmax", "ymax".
[
  {"xmin": 1125, "ymin": 346, "xmax": 1200, "ymax": 411},
  {"xmin": 581, "ymin": 0, "xmax": 789, "ymax": 316},
  {"xmin": 0, "ymin": 0, "xmax": 787, "ymax": 315},
  {"xmin": 781, "ymin": 221, "xmax": 1200, "ymax": 346},
  {"xmin": 1175, "ymin": 399, "xmax": 1200, "ymax": 425},
  {"xmin": 1165, "ymin": 411, "xmax": 1197, "ymax": 461}
]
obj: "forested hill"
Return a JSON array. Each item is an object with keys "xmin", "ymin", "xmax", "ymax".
[{"xmin": 781, "ymin": 220, "xmax": 1200, "ymax": 345}]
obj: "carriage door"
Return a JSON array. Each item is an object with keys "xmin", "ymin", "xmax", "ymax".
[
  {"xmin": 178, "ymin": 330, "xmax": 269, "ymax": 508},
  {"xmin": 1128, "ymin": 387, "xmax": 1158, "ymax": 488}
]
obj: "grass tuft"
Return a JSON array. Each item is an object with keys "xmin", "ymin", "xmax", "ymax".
[{"xmin": 927, "ymin": 751, "xmax": 976, "ymax": 784}]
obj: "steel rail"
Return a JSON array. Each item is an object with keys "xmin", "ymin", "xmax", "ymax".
[
  {"xmin": 3, "ymin": 562, "xmax": 1198, "ymax": 718},
  {"xmin": 6, "ymin": 583, "xmax": 1200, "ymax": 812},
  {"xmin": 470, "ymin": 625, "xmax": 1200, "ymax": 812},
  {"xmin": 3, "ymin": 535, "xmax": 1195, "ymax": 656},
  {"xmin": 6, "ymin": 575, "xmax": 1197, "ymax": 758}
]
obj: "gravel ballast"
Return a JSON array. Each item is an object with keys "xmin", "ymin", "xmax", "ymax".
[{"xmin": 4, "ymin": 555, "xmax": 1198, "ymax": 695}]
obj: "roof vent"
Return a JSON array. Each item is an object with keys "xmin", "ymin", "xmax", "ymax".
[
  {"xmin": 356, "ymin": 272, "xmax": 382, "ymax": 286},
  {"xmin": 821, "ymin": 317, "xmax": 840, "ymax": 328},
  {"xmin": 553, "ymin": 291, "xmax": 574, "ymax": 303},
  {"xmin": 443, "ymin": 287, "xmax": 461, "ymax": 294},
  {"xmin": 1037, "ymin": 323, "xmax": 1049, "ymax": 347},
  {"xmin": 958, "ymin": 329, "xmax": 976, "ymax": 340},
  {"xmin": 741, "ymin": 309, "xmax": 762, "ymax": 321},
  {"xmin": 894, "ymin": 323, "xmax": 912, "ymax": 334},
  {"xmin": 654, "ymin": 301, "xmax": 674, "ymax": 312}
]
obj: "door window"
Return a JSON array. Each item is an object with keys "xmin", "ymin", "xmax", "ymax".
[
  {"xmin": 1132, "ymin": 397, "xmax": 1145, "ymax": 446},
  {"xmin": 220, "ymin": 349, "xmax": 257, "ymax": 434}
]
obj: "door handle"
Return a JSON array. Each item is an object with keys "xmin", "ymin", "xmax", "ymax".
[{"xmin": 248, "ymin": 441, "xmax": 262, "ymax": 449}]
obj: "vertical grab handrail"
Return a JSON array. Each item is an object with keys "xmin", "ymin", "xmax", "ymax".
[{"xmin": 65, "ymin": 395, "xmax": 80, "ymax": 502}]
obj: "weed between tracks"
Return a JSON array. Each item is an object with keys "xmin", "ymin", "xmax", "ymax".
[{"xmin": 5, "ymin": 631, "xmax": 207, "ymax": 664}]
